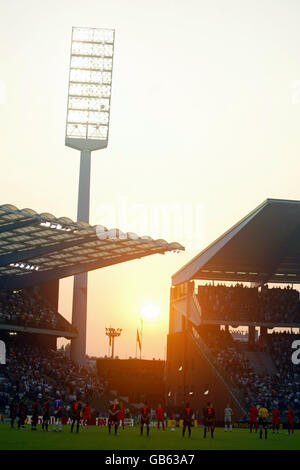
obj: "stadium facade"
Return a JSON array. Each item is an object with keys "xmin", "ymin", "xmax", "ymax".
[{"xmin": 166, "ymin": 199, "xmax": 300, "ymax": 420}]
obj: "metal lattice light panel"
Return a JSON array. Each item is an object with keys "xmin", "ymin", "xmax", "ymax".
[{"xmin": 66, "ymin": 27, "xmax": 115, "ymax": 141}]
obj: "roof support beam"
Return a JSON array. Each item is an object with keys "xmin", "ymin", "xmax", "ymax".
[
  {"xmin": 258, "ymin": 221, "xmax": 300, "ymax": 286},
  {"xmin": 0, "ymin": 234, "xmax": 97, "ymax": 267},
  {"xmin": 201, "ymin": 319, "xmax": 300, "ymax": 328},
  {"xmin": 0, "ymin": 322, "xmax": 76, "ymax": 339},
  {"xmin": 0, "ymin": 249, "xmax": 166, "ymax": 289},
  {"xmin": 0, "ymin": 218, "xmax": 40, "ymax": 234}
]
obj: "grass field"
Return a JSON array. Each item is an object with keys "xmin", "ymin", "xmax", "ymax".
[{"xmin": 0, "ymin": 423, "xmax": 299, "ymax": 450}]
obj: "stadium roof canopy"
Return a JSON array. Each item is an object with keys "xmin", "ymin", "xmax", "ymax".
[
  {"xmin": 172, "ymin": 198, "xmax": 300, "ymax": 286},
  {"xmin": 0, "ymin": 204, "xmax": 184, "ymax": 289}
]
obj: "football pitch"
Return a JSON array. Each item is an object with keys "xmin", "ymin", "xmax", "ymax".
[{"xmin": 0, "ymin": 424, "xmax": 299, "ymax": 450}]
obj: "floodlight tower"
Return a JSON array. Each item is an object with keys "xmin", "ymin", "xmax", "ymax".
[
  {"xmin": 65, "ymin": 27, "xmax": 115, "ymax": 364},
  {"xmin": 105, "ymin": 327, "xmax": 122, "ymax": 359}
]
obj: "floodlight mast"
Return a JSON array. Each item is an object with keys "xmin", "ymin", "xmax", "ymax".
[{"xmin": 65, "ymin": 27, "xmax": 115, "ymax": 365}]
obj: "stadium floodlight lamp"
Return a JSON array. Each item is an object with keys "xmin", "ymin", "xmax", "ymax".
[
  {"xmin": 178, "ymin": 365, "xmax": 183, "ymax": 372},
  {"xmin": 105, "ymin": 327, "xmax": 122, "ymax": 359},
  {"xmin": 65, "ymin": 26, "xmax": 115, "ymax": 151},
  {"xmin": 9, "ymin": 262, "xmax": 39, "ymax": 271},
  {"xmin": 66, "ymin": 26, "xmax": 115, "ymax": 365}
]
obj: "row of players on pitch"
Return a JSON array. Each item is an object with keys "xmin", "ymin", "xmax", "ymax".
[
  {"xmin": 107, "ymin": 401, "xmax": 297, "ymax": 440},
  {"xmin": 9, "ymin": 396, "xmax": 296, "ymax": 439},
  {"xmin": 107, "ymin": 400, "xmax": 216, "ymax": 438},
  {"xmin": 9, "ymin": 395, "xmax": 91, "ymax": 433},
  {"xmin": 9, "ymin": 396, "xmax": 203, "ymax": 437},
  {"xmin": 247, "ymin": 404, "xmax": 295, "ymax": 439}
]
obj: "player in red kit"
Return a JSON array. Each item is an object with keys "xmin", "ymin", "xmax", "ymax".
[
  {"xmin": 82, "ymin": 402, "xmax": 91, "ymax": 428},
  {"xmin": 156, "ymin": 403, "xmax": 165, "ymax": 430},
  {"xmin": 118, "ymin": 400, "xmax": 125, "ymax": 430},
  {"xmin": 287, "ymin": 405, "xmax": 295, "ymax": 435},
  {"xmin": 140, "ymin": 402, "xmax": 150, "ymax": 437},
  {"xmin": 249, "ymin": 405, "xmax": 258, "ymax": 433},
  {"xmin": 203, "ymin": 402, "xmax": 216, "ymax": 439},
  {"xmin": 272, "ymin": 407, "xmax": 280, "ymax": 433},
  {"xmin": 108, "ymin": 399, "xmax": 120, "ymax": 435}
]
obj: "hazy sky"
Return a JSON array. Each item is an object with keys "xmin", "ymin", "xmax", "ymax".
[{"xmin": 1, "ymin": 0, "xmax": 300, "ymax": 359}]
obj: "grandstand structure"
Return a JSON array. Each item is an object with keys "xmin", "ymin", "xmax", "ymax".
[
  {"xmin": 166, "ymin": 199, "xmax": 300, "ymax": 420},
  {"xmin": 0, "ymin": 203, "xmax": 184, "ymax": 360}
]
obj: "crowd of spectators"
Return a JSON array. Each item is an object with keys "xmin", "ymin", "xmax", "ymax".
[
  {"xmin": 0, "ymin": 290, "xmax": 75, "ymax": 332},
  {"xmin": 0, "ymin": 344, "xmax": 105, "ymax": 416},
  {"xmin": 197, "ymin": 283, "xmax": 300, "ymax": 323},
  {"xmin": 200, "ymin": 328, "xmax": 300, "ymax": 420}
]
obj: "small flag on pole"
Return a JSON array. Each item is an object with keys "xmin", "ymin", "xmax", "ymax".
[{"xmin": 136, "ymin": 329, "xmax": 141, "ymax": 351}]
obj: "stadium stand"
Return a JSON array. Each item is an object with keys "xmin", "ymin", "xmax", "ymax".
[
  {"xmin": 197, "ymin": 327, "xmax": 300, "ymax": 418},
  {"xmin": 197, "ymin": 284, "xmax": 300, "ymax": 324},
  {"xmin": 0, "ymin": 286, "xmax": 104, "ymax": 416},
  {"xmin": 243, "ymin": 350, "xmax": 277, "ymax": 376},
  {"xmin": 0, "ymin": 289, "xmax": 75, "ymax": 333},
  {"xmin": 0, "ymin": 342, "xmax": 105, "ymax": 416},
  {"xmin": 167, "ymin": 312, "xmax": 300, "ymax": 422},
  {"xmin": 167, "ymin": 200, "xmax": 300, "ymax": 423}
]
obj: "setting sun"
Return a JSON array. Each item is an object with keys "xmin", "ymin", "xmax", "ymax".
[{"xmin": 141, "ymin": 303, "xmax": 160, "ymax": 320}]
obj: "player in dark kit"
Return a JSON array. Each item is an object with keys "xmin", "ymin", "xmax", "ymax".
[
  {"xmin": 182, "ymin": 403, "xmax": 193, "ymax": 438},
  {"xmin": 70, "ymin": 398, "xmax": 82, "ymax": 434},
  {"xmin": 9, "ymin": 398, "xmax": 18, "ymax": 428},
  {"xmin": 287, "ymin": 404, "xmax": 295, "ymax": 435},
  {"xmin": 42, "ymin": 397, "xmax": 50, "ymax": 432},
  {"xmin": 31, "ymin": 399, "xmax": 39, "ymax": 431},
  {"xmin": 108, "ymin": 400, "xmax": 120, "ymax": 435},
  {"xmin": 17, "ymin": 398, "xmax": 27, "ymax": 430},
  {"xmin": 203, "ymin": 402, "xmax": 216, "ymax": 439},
  {"xmin": 272, "ymin": 407, "xmax": 280, "ymax": 433},
  {"xmin": 140, "ymin": 402, "xmax": 150, "ymax": 437}
]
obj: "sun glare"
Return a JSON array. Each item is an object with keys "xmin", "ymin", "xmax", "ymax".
[{"xmin": 141, "ymin": 303, "xmax": 160, "ymax": 319}]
